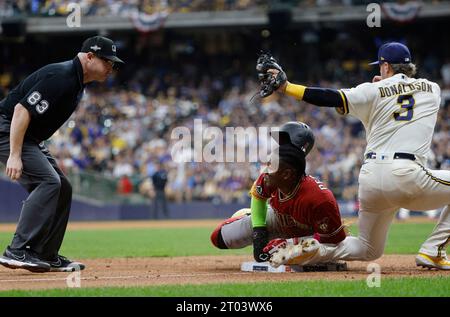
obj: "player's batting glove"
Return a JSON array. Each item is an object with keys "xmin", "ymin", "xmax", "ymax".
[
  {"xmin": 264, "ymin": 238, "xmax": 306, "ymax": 268},
  {"xmin": 299, "ymin": 238, "xmax": 320, "ymax": 253},
  {"xmin": 256, "ymin": 52, "xmax": 287, "ymax": 98},
  {"xmin": 252, "ymin": 227, "xmax": 270, "ymax": 262},
  {"xmin": 263, "ymin": 238, "xmax": 287, "ymax": 255},
  {"xmin": 266, "ymin": 238, "xmax": 320, "ymax": 268}
]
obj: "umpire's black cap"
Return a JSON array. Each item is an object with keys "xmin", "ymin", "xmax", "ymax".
[{"xmin": 81, "ymin": 36, "xmax": 125, "ymax": 65}]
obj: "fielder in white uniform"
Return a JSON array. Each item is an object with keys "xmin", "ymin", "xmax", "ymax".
[{"xmin": 259, "ymin": 42, "xmax": 449, "ymax": 270}]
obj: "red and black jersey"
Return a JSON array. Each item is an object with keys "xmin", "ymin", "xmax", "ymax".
[{"xmin": 250, "ymin": 173, "xmax": 346, "ymax": 244}]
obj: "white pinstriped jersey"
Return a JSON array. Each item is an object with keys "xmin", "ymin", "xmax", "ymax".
[{"xmin": 339, "ymin": 73, "xmax": 441, "ymax": 163}]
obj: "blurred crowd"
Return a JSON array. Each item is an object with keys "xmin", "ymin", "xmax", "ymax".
[
  {"xmin": 0, "ymin": 0, "xmax": 446, "ymax": 17},
  {"xmin": 1, "ymin": 0, "xmax": 260, "ymax": 17},
  {"xmin": 0, "ymin": 30, "xmax": 449, "ymax": 206},
  {"xmin": 39, "ymin": 69, "xmax": 450, "ymax": 205}
]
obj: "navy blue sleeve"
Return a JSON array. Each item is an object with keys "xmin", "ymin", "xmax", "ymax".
[{"xmin": 303, "ymin": 87, "xmax": 347, "ymax": 109}]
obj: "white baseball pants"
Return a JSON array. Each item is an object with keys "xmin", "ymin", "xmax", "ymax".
[{"xmin": 303, "ymin": 157, "xmax": 450, "ymax": 264}]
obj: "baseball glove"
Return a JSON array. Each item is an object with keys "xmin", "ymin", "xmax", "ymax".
[{"xmin": 256, "ymin": 52, "xmax": 287, "ymax": 98}]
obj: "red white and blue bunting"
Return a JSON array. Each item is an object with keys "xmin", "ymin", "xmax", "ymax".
[
  {"xmin": 130, "ymin": 11, "xmax": 169, "ymax": 33},
  {"xmin": 381, "ymin": 1, "xmax": 423, "ymax": 23}
]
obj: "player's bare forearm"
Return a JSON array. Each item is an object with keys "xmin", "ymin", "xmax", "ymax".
[
  {"xmin": 6, "ymin": 103, "xmax": 30, "ymax": 180},
  {"xmin": 9, "ymin": 103, "xmax": 30, "ymax": 157}
]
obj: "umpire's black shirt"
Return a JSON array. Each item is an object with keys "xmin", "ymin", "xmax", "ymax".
[
  {"xmin": 0, "ymin": 56, "xmax": 85, "ymax": 142},
  {"xmin": 152, "ymin": 170, "xmax": 168, "ymax": 191}
]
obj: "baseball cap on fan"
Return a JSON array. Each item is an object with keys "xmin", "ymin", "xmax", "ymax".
[
  {"xmin": 81, "ymin": 36, "xmax": 125, "ymax": 66},
  {"xmin": 369, "ymin": 42, "xmax": 411, "ymax": 65}
]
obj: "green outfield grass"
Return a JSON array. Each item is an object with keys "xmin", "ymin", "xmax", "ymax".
[
  {"xmin": 0, "ymin": 222, "xmax": 447, "ymax": 297},
  {"xmin": 0, "ymin": 222, "xmax": 436, "ymax": 258},
  {"xmin": 1, "ymin": 276, "xmax": 449, "ymax": 297}
]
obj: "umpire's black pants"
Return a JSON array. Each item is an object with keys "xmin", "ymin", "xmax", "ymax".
[
  {"xmin": 0, "ymin": 134, "xmax": 72, "ymax": 260},
  {"xmin": 153, "ymin": 190, "xmax": 168, "ymax": 219}
]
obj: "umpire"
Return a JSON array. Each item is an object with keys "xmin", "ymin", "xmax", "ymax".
[
  {"xmin": 151, "ymin": 162, "xmax": 169, "ymax": 219},
  {"xmin": 0, "ymin": 36, "xmax": 124, "ymax": 273}
]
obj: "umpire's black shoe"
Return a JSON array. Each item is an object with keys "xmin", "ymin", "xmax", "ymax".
[
  {"xmin": 47, "ymin": 255, "xmax": 86, "ymax": 272},
  {"xmin": 0, "ymin": 246, "xmax": 51, "ymax": 273}
]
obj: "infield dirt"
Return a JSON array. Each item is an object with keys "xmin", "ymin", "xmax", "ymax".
[
  {"xmin": 0, "ymin": 218, "xmax": 446, "ymax": 291},
  {"xmin": 1, "ymin": 254, "xmax": 447, "ymax": 291}
]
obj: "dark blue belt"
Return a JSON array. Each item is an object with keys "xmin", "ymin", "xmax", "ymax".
[{"xmin": 365, "ymin": 152, "xmax": 416, "ymax": 161}]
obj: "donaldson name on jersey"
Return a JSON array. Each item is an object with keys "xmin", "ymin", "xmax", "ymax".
[
  {"xmin": 378, "ymin": 81, "xmax": 434, "ymax": 98},
  {"xmin": 340, "ymin": 73, "xmax": 441, "ymax": 164}
]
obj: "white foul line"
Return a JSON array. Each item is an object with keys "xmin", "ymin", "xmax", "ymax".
[{"xmin": 0, "ymin": 271, "xmax": 250, "ymax": 284}]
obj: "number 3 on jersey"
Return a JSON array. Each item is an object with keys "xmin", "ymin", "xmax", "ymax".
[{"xmin": 393, "ymin": 94, "xmax": 415, "ymax": 121}]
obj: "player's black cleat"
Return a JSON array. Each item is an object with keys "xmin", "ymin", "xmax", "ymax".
[
  {"xmin": 0, "ymin": 246, "xmax": 51, "ymax": 273},
  {"xmin": 47, "ymin": 255, "xmax": 86, "ymax": 272}
]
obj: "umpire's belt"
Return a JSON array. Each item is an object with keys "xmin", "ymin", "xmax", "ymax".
[{"xmin": 365, "ymin": 152, "xmax": 416, "ymax": 161}]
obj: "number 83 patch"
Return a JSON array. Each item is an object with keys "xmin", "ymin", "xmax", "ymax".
[{"xmin": 27, "ymin": 91, "xmax": 50, "ymax": 114}]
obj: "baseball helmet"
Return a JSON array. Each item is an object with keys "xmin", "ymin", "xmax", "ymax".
[{"xmin": 270, "ymin": 121, "xmax": 315, "ymax": 156}]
